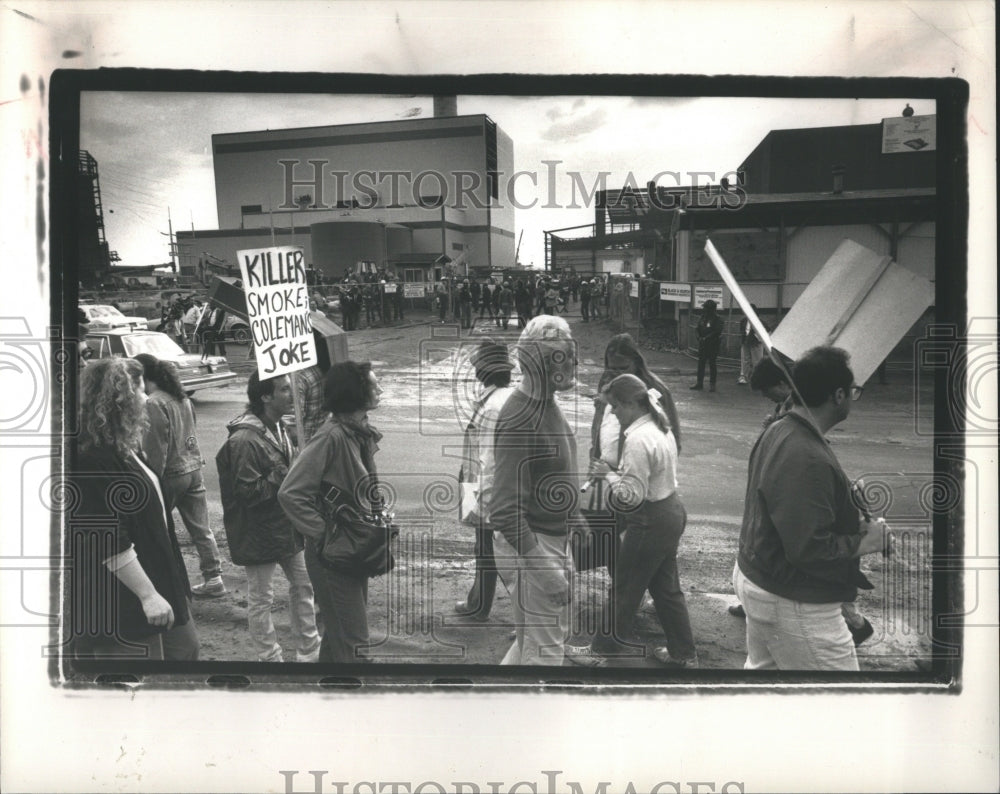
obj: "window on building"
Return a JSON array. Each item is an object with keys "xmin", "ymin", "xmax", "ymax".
[
  {"xmin": 403, "ymin": 268, "xmax": 424, "ymax": 284},
  {"xmin": 241, "ymin": 204, "xmax": 263, "ymax": 215},
  {"xmin": 452, "ymin": 242, "xmax": 465, "ymax": 251}
]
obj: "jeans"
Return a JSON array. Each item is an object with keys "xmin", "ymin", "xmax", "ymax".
[
  {"xmin": 245, "ymin": 551, "xmax": 320, "ymax": 662},
  {"xmin": 461, "ymin": 519, "xmax": 498, "ymax": 617},
  {"xmin": 593, "ymin": 494, "xmax": 695, "ymax": 660},
  {"xmin": 740, "ymin": 340, "xmax": 763, "ymax": 380},
  {"xmin": 493, "ymin": 530, "xmax": 571, "ymax": 666},
  {"xmin": 161, "ymin": 469, "xmax": 223, "ymax": 579},
  {"xmin": 733, "ymin": 564, "xmax": 859, "ymax": 671},
  {"xmin": 304, "ymin": 540, "xmax": 370, "ymax": 663}
]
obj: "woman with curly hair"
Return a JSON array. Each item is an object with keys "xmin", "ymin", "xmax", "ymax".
[
  {"xmin": 279, "ymin": 361, "xmax": 387, "ymax": 663},
  {"xmin": 71, "ymin": 358, "xmax": 199, "ymax": 660},
  {"xmin": 134, "ymin": 353, "xmax": 224, "ymax": 597}
]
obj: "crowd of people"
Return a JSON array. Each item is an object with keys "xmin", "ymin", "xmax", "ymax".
[
  {"xmin": 70, "ymin": 296, "xmax": 890, "ymax": 671},
  {"xmin": 429, "ymin": 273, "xmax": 607, "ymax": 330}
]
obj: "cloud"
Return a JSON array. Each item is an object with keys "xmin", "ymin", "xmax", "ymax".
[
  {"xmin": 540, "ymin": 108, "xmax": 608, "ymax": 142},
  {"xmin": 545, "ymin": 106, "xmax": 565, "ymax": 121}
]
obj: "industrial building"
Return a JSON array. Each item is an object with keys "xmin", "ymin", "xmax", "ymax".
[
  {"xmin": 76, "ymin": 150, "xmax": 120, "ymax": 286},
  {"xmin": 545, "ymin": 115, "xmax": 937, "ymax": 358},
  {"xmin": 177, "ymin": 103, "xmax": 515, "ymax": 285}
]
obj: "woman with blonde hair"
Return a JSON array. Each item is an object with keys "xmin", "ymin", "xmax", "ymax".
[
  {"xmin": 578, "ymin": 373, "xmax": 697, "ymax": 668},
  {"xmin": 71, "ymin": 358, "xmax": 198, "ymax": 659}
]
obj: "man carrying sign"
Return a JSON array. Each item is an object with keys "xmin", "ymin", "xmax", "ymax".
[{"xmin": 734, "ymin": 346, "xmax": 889, "ymax": 670}]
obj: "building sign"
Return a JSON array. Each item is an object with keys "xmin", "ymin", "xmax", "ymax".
[
  {"xmin": 237, "ymin": 245, "xmax": 317, "ymax": 378},
  {"xmin": 882, "ymin": 114, "xmax": 936, "ymax": 153},
  {"xmin": 693, "ymin": 285, "xmax": 724, "ymax": 308},
  {"xmin": 403, "ymin": 283, "xmax": 425, "ymax": 299},
  {"xmin": 659, "ymin": 282, "xmax": 691, "ymax": 302}
]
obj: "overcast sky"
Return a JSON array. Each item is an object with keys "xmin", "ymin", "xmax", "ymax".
[{"xmin": 80, "ymin": 92, "xmax": 936, "ymax": 271}]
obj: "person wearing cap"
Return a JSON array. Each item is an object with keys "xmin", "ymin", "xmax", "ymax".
[
  {"xmin": 455, "ymin": 339, "xmax": 516, "ymax": 619},
  {"xmin": 690, "ymin": 299, "xmax": 723, "ymax": 392},
  {"xmin": 490, "ymin": 315, "xmax": 579, "ymax": 665}
]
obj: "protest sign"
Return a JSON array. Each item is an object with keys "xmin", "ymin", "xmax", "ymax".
[
  {"xmin": 629, "ymin": 280, "xmax": 640, "ymax": 298},
  {"xmin": 237, "ymin": 245, "xmax": 317, "ymax": 378},
  {"xmin": 383, "ymin": 282, "xmax": 398, "ymax": 294},
  {"xmin": 403, "ymin": 284, "xmax": 425, "ymax": 299},
  {"xmin": 768, "ymin": 238, "xmax": 933, "ymax": 385}
]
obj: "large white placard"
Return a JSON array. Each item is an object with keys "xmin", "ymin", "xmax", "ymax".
[{"xmin": 237, "ymin": 245, "xmax": 318, "ymax": 378}]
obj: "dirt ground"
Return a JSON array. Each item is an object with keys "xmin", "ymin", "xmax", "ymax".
[{"xmin": 179, "ymin": 306, "xmax": 935, "ymax": 673}]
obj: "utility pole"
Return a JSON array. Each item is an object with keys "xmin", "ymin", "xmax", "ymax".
[{"xmin": 168, "ymin": 207, "xmax": 176, "ymax": 272}]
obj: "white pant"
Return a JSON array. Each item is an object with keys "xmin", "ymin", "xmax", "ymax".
[
  {"xmin": 493, "ymin": 530, "xmax": 571, "ymax": 666},
  {"xmin": 734, "ymin": 564, "xmax": 858, "ymax": 671}
]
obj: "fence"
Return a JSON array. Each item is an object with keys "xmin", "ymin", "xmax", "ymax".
[{"xmin": 600, "ymin": 275, "xmax": 930, "ymax": 373}]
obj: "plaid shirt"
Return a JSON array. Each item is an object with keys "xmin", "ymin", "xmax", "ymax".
[{"xmin": 294, "ymin": 364, "xmax": 328, "ymax": 445}]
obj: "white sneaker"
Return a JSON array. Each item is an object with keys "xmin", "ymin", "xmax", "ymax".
[
  {"xmin": 296, "ymin": 647, "xmax": 321, "ymax": 663},
  {"xmin": 191, "ymin": 576, "xmax": 226, "ymax": 598}
]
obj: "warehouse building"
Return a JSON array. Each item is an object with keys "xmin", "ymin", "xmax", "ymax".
[
  {"xmin": 178, "ymin": 103, "xmax": 515, "ymax": 284},
  {"xmin": 545, "ymin": 114, "xmax": 937, "ymax": 358}
]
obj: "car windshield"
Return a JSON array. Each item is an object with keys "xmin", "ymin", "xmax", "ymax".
[{"xmin": 121, "ymin": 332, "xmax": 186, "ymax": 359}]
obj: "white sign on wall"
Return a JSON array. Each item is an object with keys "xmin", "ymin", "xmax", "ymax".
[
  {"xmin": 237, "ymin": 245, "xmax": 317, "ymax": 378},
  {"xmin": 882, "ymin": 114, "xmax": 936, "ymax": 153},
  {"xmin": 693, "ymin": 285, "xmax": 724, "ymax": 308},
  {"xmin": 659, "ymin": 282, "xmax": 691, "ymax": 302}
]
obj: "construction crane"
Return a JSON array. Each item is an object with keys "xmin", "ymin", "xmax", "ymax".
[{"xmin": 515, "ymin": 230, "xmax": 524, "ymax": 267}]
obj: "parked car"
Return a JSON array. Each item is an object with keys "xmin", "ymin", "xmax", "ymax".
[
  {"xmin": 83, "ymin": 328, "xmax": 239, "ymax": 395},
  {"xmin": 220, "ymin": 314, "xmax": 252, "ymax": 345},
  {"xmin": 80, "ymin": 304, "xmax": 149, "ymax": 331}
]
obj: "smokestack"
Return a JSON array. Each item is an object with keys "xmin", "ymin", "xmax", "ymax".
[
  {"xmin": 832, "ymin": 164, "xmax": 846, "ymax": 195},
  {"xmin": 433, "ymin": 95, "xmax": 458, "ymax": 117}
]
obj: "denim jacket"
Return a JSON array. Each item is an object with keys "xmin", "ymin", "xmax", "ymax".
[{"xmin": 142, "ymin": 390, "xmax": 204, "ymax": 480}]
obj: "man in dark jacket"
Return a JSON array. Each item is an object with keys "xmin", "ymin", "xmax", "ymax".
[
  {"xmin": 691, "ymin": 299, "xmax": 723, "ymax": 392},
  {"xmin": 216, "ymin": 372, "xmax": 320, "ymax": 662},
  {"xmin": 734, "ymin": 346, "xmax": 889, "ymax": 670}
]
